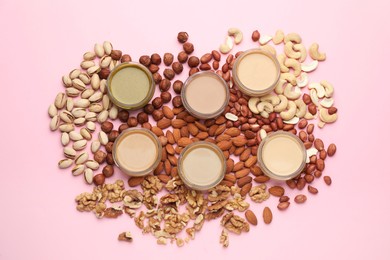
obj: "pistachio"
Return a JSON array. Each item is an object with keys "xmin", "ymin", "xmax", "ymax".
[
  {"xmin": 103, "ymin": 41, "xmax": 113, "ymax": 55},
  {"xmin": 64, "ymin": 147, "xmax": 77, "ymax": 159},
  {"xmin": 87, "ymin": 65, "xmax": 101, "ymax": 76},
  {"xmin": 79, "ymin": 73, "xmax": 91, "ymax": 85},
  {"xmin": 74, "ymin": 99, "xmax": 90, "ymax": 108},
  {"xmin": 80, "ymin": 128, "xmax": 92, "ymax": 140},
  {"xmin": 83, "ymin": 51, "xmax": 96, "ymax": 61},
  {"xmin": 91, "ymin": 140, "xmax": 101, "ymax": 153},
  {"xmin": 84, "ymin": 168, "xmax": 94, "ymax": 184},
  {"xmin": 89, "ymin": 92, "xmax": 103, "ymax": 103},
  {"xmin": 89, "ymin": 103, "xmax": 103, "ymax": 113},
  {"xmin": 99, "ymin": 79, "xmax": 107, "ymax": 93},
  {"xmin": 54, "ymin": 93, "xmax": 67, "ymax": 109},
  {"xmin": 102, "ymin": 95, "xmax": 110, "ymax": 110},
  {"xmin": 59, "ymin": 123, "xmax": 74, "ymax": 132},
  {"xmin": 62, "ymin": 75, "xmax": 73, "ymax": 87},
  {"xmin": 85, "ymin": 160, "xmax": 99, "ymax": 170},
  {"xmin": 75, "ymin": 152, "xmax": 89, "ymax": 165},
  {"xmin": 61, "ymin": 133, "xmax": 70, "ymax": 146},
  {"xmin": 66, "ymin": 98, "xmax": 74, "ymax": 111},
  {"xmin": 72, "ymin": 78, "xmax": 86, "ymax": 91},
  {"xmin": 74, "ymin": 117, "xmax": 86, "ymax": 126},
  {"xmin": 86, "ymin": 121, "xmax": 96, "ymax": 132},
  {"xmin": 97, "ymin": 110, "xmax": 109, "ymax": 123},
  {"xmin": 81, "ymin": 88, "xmax": 95, "ymax": 99},
  {"xmin": 72, "ymin": 164, "xmax": 85, "ymax": 176},
  {"xmin": 109, "ymin": 105, "xmax": 118, "ymax": 120},
  {"xmin": 72, "ymin": 108, "xmax": 87, "ymax": 118},
  {"xmin": 91, "ymin": 74, "xmax": 100, "ymax": 90},
  {"xmin": 100, "ymin": 55, "xmax": 112, "ymax": 68},
  {"xmin": 80, "ymin": 60, "xmax": 95, "ymax": 69},
  {"xmin": 50, "ymin": 115, "xmax": 60, "ymax": 131},
  {"xmin": 73, "ymin": 140, "xmax": 87, "ymax": 151},
  {"xmin": 94, "ymin": 43, "xmax": 105, "ymax": 58},
  {"xmin": 58, "ymin": 158, "xmax": 73, "ymax": 169},
  {"xmin": 98, "ymin": 131, "xmax": 109, "ymax": 145},
  {"xmin": 69, "ymin": 69, "xmax": 81, "ymax": 79},
  {"xmin": 48, "ymin": 104, "xmax": 57, "ymax": 118},
  {"xmin": 85, "ymin": 112, "xmax": 97, "ymax": 122},
  {"xmin": 65, "ymin": 87, "xmax": 80, "ymax": 97},
  {"xmin": 59, "ymin": 111, "xmax": 74, "ymax": 123}
]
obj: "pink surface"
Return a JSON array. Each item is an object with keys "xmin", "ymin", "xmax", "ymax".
[{"xmin": 1, "ymin": 0, "xmax": 390, "ymax": 259}]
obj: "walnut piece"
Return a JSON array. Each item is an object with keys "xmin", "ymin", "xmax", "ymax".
[{"xmin": 249, "ymin": 184, "xmax": 270, "ymax": 203}]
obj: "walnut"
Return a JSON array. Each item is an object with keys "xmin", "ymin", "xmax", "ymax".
[
  {"xmin": 142, "ymin": 176, "xmax": 163, "ymax": 194},
  {"xmin": 118, "ymin": 232, "xmax": 133, "ymax": 243},
  {"xmin": 205, "ymin": 208, "xmax": 225, "ymax": 220},
  {"xmin": 221, "ymin": 212, "xmax": 250, "ymax": 234},
  {"xmin": 219, "ymin": 229, "xmax": 229, "ymax": 247},
  {"xmin": 194, "ymin": 214, "xmax": 205, "ymax": 231},
  {"xmin": 160, "ymin": 194, "xmax": 180, "ymax": 205},
  {"xmin": 135, "ymin": 211, "xmax": 146, "ymax": 229},
  {"xmin": 123, "ymin": 189, "xmax": 143, "ymax": 209},
  {"xmin": 224, "ymin": 194, "xmax": 250, "ymax": 212},
  {"xmin": 186, "ymin": 227, "xmax": 195, "ymax": 240},
  {"xmin": 104, "ymin": 207, "xmax": 123, "ymax": 218},
  {"xmin": 208, "ymin": 200, "xmax": 228, "ymax": 212},
  {"xmin": 249, "ymin": 184, "xmax": 270, "ymax": 203},
  {"xmin": 143, "ymin": 190, "xmax": 158, "ymax": 209},
  {"xmin": 208, "ymin": 185, "xmax": 230, "ymax": 203}
]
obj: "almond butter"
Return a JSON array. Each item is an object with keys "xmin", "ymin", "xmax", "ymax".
[
  {"xmin": 128, "ymin": 176, "xmax": 144, "ymax": 187},
  {"xmin": 178, "ymin": 137, "xmax": 193, "ymax": 147},
  {"xmin": 157, "ymin": 118, "xmax": 171, "ymax": 129},
  {"xmin": 245, "ymin": 210, "xmax": 258, "ymax": 226},
  {"xmin": 269, "ymin": 186, "xmax": 285, "ymax": 197},
  {"xmin": 263, "ymin": 207, "xmax": 273, "ymax": 224},
  {"xmin": 224, "ymin": 127, "xmax": 240, "ymax": 137},
  {"xmin": 217, "ymin": 140, "xmax": 232, "ymax": 151}
]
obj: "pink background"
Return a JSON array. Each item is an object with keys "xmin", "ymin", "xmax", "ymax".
[{"xmin": 1, "ymin": 0, "xmax": 389, "ymax": 259}]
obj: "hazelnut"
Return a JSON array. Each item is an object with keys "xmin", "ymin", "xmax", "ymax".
[
  {"xmin": 163, "ymin": 53, "xmax": 174, "ymax": 66},
  {"xmin": 159, "ymin": 79, "xmax": 171, "ymax": 92},
  {"xmin": 212, "ymin": 50, "xmax": 221, "ymax": 61},
  {"xmin": 144, "ymin": 104, "xmax": 155, "ymax": 114},
  {"xmin": 150, "ymin": 53, "xmax": 161, "ymax": 65},
  {"xmin": 121, "ymin": 54, "xmax": 132, "ymax": 63},
  {"xmin": 137, "ymin": 112, "xmax": 149, "ymax": 124},
  {"xmin": 152, "ymin": 97, "xmax": 163, "ymax": 109},
  {"xmin": 160, "ymin": 92, "xmax": 172, "ymax": 103},
  {"xmin": 252, "ymin": 30, "xmax": 260, "ymax": 41},
  {"xmin": 152, "ymin": 110, "xmax": 164, "ymax": 121},
  {"xmin": 110, "ymin": 50, "xmax": 122, "ymax": 60},
  {"xmin": 108, "ymin": 130, "xmax": 119, "ymax": 142},
  {"xmin": 98, "ymin": 68, "xmax": 110, "ymax": 79},
  {"xmin": 177, "ymin": 32, "xmax": 189, "ymax": 43},
  {"xmin": 148, "ymin": 64, "xmax": 159, "ymax": 73},
  {"xmin": 139, "ymin": 55, "xmax": 151, "ymax": 66},
  {"xmin": 172, "ymin": 96, "xmax": 183, "ymax": 108},
  {"xmin": 172, "ymin": 62, "xmax": 183, "ymax": 74},
  {"xmin": 118, "ymin": 123, "xmax": 129, "ymax": 133},
  {"xmin": 118, "ymin": 110, "xmax": 129, "ymax": 122},
  {"xmin": 105, "ymin": 142, "xmax": 114, "ymax": 153},
  {"xmin": 127, "ymin": 117, "xmax": 138, "ymax": 127},
  {"xmin": 106, "ymin": 153, "xmax": 114, "ymax": 165},
  {"xmin": 163, "ymin": 68, "xmax": 175, "ymax": 80},
  {"xmin": 173, "ymin": 80, "xmax": 183, "ymax": 94},
  {"xmin": 94, "ymin": 150, "xmax": 107, "ymax": 164},
  {"xmin": 101, "ymin": 121, "xmax": 113, "ymax": 133},
  {"xmin": 188, "ymin": 56, "xmax": 200, "ymax": 67},
  {"xmin": 177, "ymin": 51, "xmax": 188, "ymax": 63},
  {"xmin": 93, "ymin": 174, "xmax": 105, "ymax": 186},
  {"xmin": 189, "ymin": 68, "xmax": 199, "ymax": 76},
  {"xmin": 183, "ymin": 42, "xmax": 194, "ymax": 54},
  {"xmin": 103, "ymin": 165, "xmax": 114, "ymax": 178},
  {"xmin": 153, "ymin": 73, "xmax": 162, "ymax": 84}
]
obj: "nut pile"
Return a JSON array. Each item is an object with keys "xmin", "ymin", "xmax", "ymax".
[{"xmin": 49, "ymin": 29, "xmax": 338, "ymax": 247}]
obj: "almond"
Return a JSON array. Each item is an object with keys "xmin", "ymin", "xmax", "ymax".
[
  {"xmin": 244, "ymin": 156, "xmax": 257, "ymax": 168},
  {"xmin": 232, "ymin": 161, "xmax": 244, "ymax": 172},
  {"xmin": 235, "ymin": 168, "xmax": 250, "ymax": 178},
  {"xmin": 263, "ymin": 207, "xmax": 272, "ymax": 224},
  {"xmin": 250, "ymin": 166, "xmax": 262, "ymax": 176},
  {"xmin": 294, "ymin": 194, "xmax": 307, "ymax": 204},
  {"xmin": 214, "ymin": 125, "xmax": 226, "ymax": 136},
  {"xmin": 245, "ymin": 210, "xmax": 258, "ymax": 226},
  {"xmin": 226, "ymin": 158, "xmax": 234, "ymax": 173},
  {"xmin": 240, "ymin": 182, "xmax": 252, "ymax": 197},
  {"xmin": 194, "ymin": 121, "xmax": 207, "ymax": 131},
  {"xmin": 157, "ymin": 174, "xmax": 171, "ymax": 183},
  {"xmin": 277, "ymin": 201, "xmax": 290, "ymax": 210},
  {"xmin": 254, "ymin": 175, "xmax": 270, "ymax": 183},
  {"xmin": 166, "ymin": 130, "xmax": 175, "ymax": 144},
  {"xmin": 128, "ymin": 176, "xmax": 144, "ymax": 187},
  {"xmin": 232, "ymin": 136, "xmax": 247, "ymax": 147},
  {"xmin": 269, "ymin": 186, "xmax": 285, "ymax": 197},
  {"xmin": 171, "ymin": 119, "xmax": 187, "ymax": 128},
  {"xmin": 178, "ymin": 137, "xmax": 193, "ymax": 147},
  {"xmin": 162, "ymin": 106, "xmax": 174, "ymax": 119},
  {"xmin": 220, "ymin": 180, "xmax": 234, "ymax": 187},
  {"xmin": 173, "ymin": 129, "xmax": 181, "ymax": 142},
  {"xmin": 237, "ymin": 176, "xmax": 252, "ymax": 187},
  {"xmin": 216, "ymin": 134, "xmax": 231, "ymax": 142},
  {"xmin": 224, "ymin": 174, "xmax": 236, "ymax": 183},
  {"xmin": 217, "ymin": 140, "xmax": 232, "ymax": 151},
  {"xmin": 215, "ymin": 116, "xmax": 226, "ymax": 124},
  {"xmin": 157, "ymin": 118, "xmax": 171, "ymax": 129},
  {"xmin": 224, "ymin": 127, "xmax": 240, "ymax": 137},
  {"xmin": 196, "ymin": 132, "xmax": 209, "ymax": 140},
  {"xmin": 187, "ymin": 123, "xmax": 199, "ymax": 136},
  {"xmin": 327, "ymin": 143, "xmax": 337, "ymax": 156},
  {"xmin": 239, "ymin": 148, "xmax": 251, "ymax": 161},
  {"xmin": 151, "ymin": 126, "xmax": 164, "ymax": 136}
]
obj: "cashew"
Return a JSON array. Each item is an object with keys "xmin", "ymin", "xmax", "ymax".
[
  {"xmin": 319, "ymin": 108, "xmax": 337, "ymax": 123},
  {"xmin": 259, "ymin": 35, "xmax": 272, "ymax": 45},
  {"xmin": 262, "ymin": 45, "xmax": 276, "ymax": 56},
  {"xmin": 280, "ymin": 101, "xmax": 297, "ymax": 120},
  {"xmin": 293, "ymin": 44, "xmax": 307, "ymax": 62},
  {"xmin": 260, "ymin": 111, "xmax": 270, "ymax": 118},
  {"xmin": 274, "ymin": 94, "xmax": 288, "ymax": 112},
  {"xmin": 257, "ymin": 101, "xmax": 273, "ymax": 119},
  {"xmin": 219, "ymin": 36, "xmax": 234, "ymax": 54},
  {"xmin": 295, "ymin": 99, "xmax": 307, "ymax": 118},
  {"xmin": 304, "ymin": 111, "xmax": 316, "ymax": 120},
  {"xmin": 306, "ymin": 147, "xmax": 318, "ymax": 163},
  {"xmin": 320, "ymin": 80, "xmax": 334, "ymax": 97},
  {"xmin": 274, "ymin": 79, "xmax": 287, "ymax": 94},
  {"xmin": 320, "ymin": 97, "xmax": 334, "ymax": 108},
  {"xmin": 248, "ymin": 97, "xmax": 260, "ymax": 114},
  {"xmin": 284, "ymin": 42, "xmax": 301, "ymax": 59},
  {"xmin": 281, "ymin": 73, "xmax": 297, "ymax": 86},
  {"xmin": 301, "ymin": 60, "xmax": 318, "ymax": 72},
  {"xmin": 283, "ymin": 116, "xmax": 299, "ymax": 124},
  {"xmin": 284, "ymin": 58, "xmax": 301, "ymax": 76},
  {"xmin": 272, "ymin": 29, "xmax": 284, "ymax": 44},
  {"xmin": 260, "ymin": 94, "xmax": 280, "ymax": 106},
  {"xmin": 308, "ymin": 83, "xmax": 325, "ymax": 98},
  {"xmin": 228, "ymin": 28, "xmax": 243, "ymax": 44},
  {"xmin": 318, "ymin": 121, "xmax": 326, "ymax": 128},
  {"xmin": 283, "ymin": 84, "xmax": 301, "ymax": 100},
  {"xmin": 310, "ymin": 89, "xmax": 320, "ymax": 106},
  {"xmin": 283, "ymin": 33, "xmax": 302, "ymax": 44},
  {"xmin": 297, "ymin": 72, "xmax": 308, "ymax": 88},
  {"xmin": 309, "ymin": 43, "xmax": 326, "ymax": 61},
  {"xmin": 277, "ymin": 54, "xmax": 289, "ymax": 73}
]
